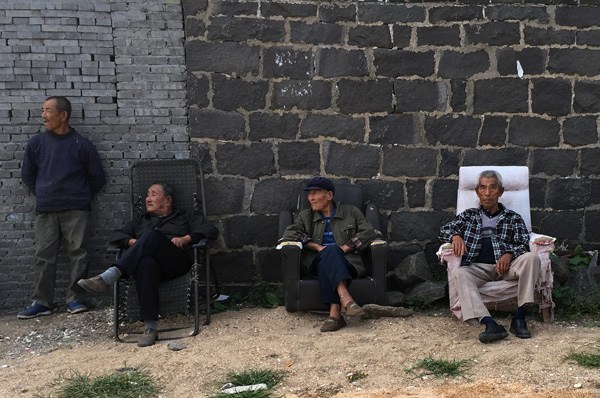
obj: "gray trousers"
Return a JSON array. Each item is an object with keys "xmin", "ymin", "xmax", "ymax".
[
  {"xmin": 32, "ymin": 210, "xmax": 89, "ymax": 307},
  {"xmin": 452, "ymin": 252, "xmax": 541, "ymax": 321}
]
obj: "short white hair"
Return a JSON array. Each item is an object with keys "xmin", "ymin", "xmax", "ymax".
[{"xmin": 477, "ymin": 170, "xmax": 503, "ymax": 188}]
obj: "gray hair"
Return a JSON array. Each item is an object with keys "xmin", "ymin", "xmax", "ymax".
[
  {"xmin": 45, "ymin": 96, "xmax": 72, "ymax": 121},
  {"xmin": 478, "ymin": 170, "xmax": 503, "ymax": 189},
  {"xmin": 151, "ymin": 182, "xmax": 175, "ymax": 201}
]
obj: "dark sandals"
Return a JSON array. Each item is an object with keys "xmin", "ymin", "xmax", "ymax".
[
  {"xmin": 320, "ymin": 316, "xmax": 347, "ymax": 332},
  {"xmin": 342, "ymin": 300, "xmax": 365, "ymax": 317}
]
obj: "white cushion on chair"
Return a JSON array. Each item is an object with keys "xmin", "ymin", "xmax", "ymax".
[{"xmin": 456, "ymin": 166, "xmax": 531, "ymax": 231}]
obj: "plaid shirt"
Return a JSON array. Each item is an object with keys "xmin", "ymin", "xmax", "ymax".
[{"xmin": 439, "ymin": 203, "xmax": 530, "ymax": 265}]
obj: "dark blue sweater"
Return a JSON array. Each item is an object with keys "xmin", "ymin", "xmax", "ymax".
[{"xmin": 21, "ymin": 128, "xmax": 106, "ymax": 212}]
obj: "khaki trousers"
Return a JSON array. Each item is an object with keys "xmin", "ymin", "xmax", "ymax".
[
  {"xmin": 32, "ymin": 210, "xmax": 89, "ymax": 308},
  {"xmin": 452, "ymin": 252, "xmax": 540, "ymax": 321}
]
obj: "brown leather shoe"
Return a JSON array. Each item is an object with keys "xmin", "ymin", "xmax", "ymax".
[
  {"xmin": 342, "ymin": 300, "xmax": 365, "ymax": 317},
  {"xmin": 320, "ymin": 317, "xmax": 346, "ymax": 332},
  {"xmin": 77, "ymin": 276, "xmax": 110, "ymax": 294},
  {"xmin": 137, "ymin": 328, "xmax": 158, "ymax": 347}
]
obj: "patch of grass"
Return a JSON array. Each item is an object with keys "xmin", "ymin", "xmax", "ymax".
[
  {"xmin": 212, "ymin": 286, "xmax": 280, "ymax": 314},
  {"xmin": 247, "ymin": 285, "xmax": 280, "ymax": 308},
  {"xmin": 567, "ymin": 349, "xmax": 600, "ymax": 368},
  {"xmin": 211, "ymin": 368, "xmax": 285, "ymax": 398},
  {"xmin": 405, "ymin": 356, "xmax": 471, "ymax": 378},
  {"xmin": 553, "ymin": 286, "xmax": 600, "ymax": 321},
  {"xmin": 50, "ymin": 368, "xmax": 160, "ymax": 398}
]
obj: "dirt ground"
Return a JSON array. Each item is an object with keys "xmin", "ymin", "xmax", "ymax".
[{"xmin": 0, "ymin": 305, "xmax": 599, "ymax": 398}]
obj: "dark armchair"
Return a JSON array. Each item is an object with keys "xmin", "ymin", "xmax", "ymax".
[{"xmin": 279, "ymin": 181, "xmax": 388, "ymax": 312}]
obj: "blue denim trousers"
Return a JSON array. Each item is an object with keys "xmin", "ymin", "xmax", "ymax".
[{"xmin": 313, "ymin": 245, "xmax": 355, "ymax": 305}]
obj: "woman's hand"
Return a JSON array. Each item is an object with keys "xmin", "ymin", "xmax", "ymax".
[
  {"xmin": 128, "ymin": 238, "xmax": 137, "ymax": 247},
  {"xmin": 171, "ymin": 235, "xmax": 192, "ymax": 248}
]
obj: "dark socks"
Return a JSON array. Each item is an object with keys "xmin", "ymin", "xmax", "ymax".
[
  {"xmin": 514, "ymin": 306, "xmax": 527, "ymax": 320},
  {"xmin": 480, "ymin": 316, "xmax": 499, "ymax": 327}
]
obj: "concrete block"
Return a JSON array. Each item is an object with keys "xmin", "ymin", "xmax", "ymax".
[
  {"xmin": 271, "ymin": 79, "xmax": 331, "ymax": 111},
  {"xmin": 531, "ymin": 149, "xmax": 577, "ymax": 176},
  {"xmin": 532, "ymin": 78, "xmax": 572, "ymax": 116},
  {"xmin": 395, "ymin": 80, "xmax": 448, "ymax": 112},
  {"xmin": 369, "ymin": 114, "xmax": 419, "ymax": 145},
  {"xmin": 216, "ymin": 142, "xmax": 275, "ymax": 178},
  {"xmin": 290, "ymin": 21, "xmax": 344, "ymax": 45},
  {"xmin": 263, "ymin": 47, "xmax": 312, "ymax": 79},
  {"xmin": 473, "ymin": 78, "xmax": 528, "ymax": 114},
  {"xmin": 374, "ymin": 49, "xmax": 435, "ymax": 78},
  {"xmin": 324, "ymin": 141, "xmax": 380, "ymax": 178},
  {"xmin": 383, "ymin": 147, "xmax": 437, "ymax": 177},
  {"xmin": 508, "ymin": 116, "xmax": 560, "ymax": 147},
  {"xmin": 301, "ymin": 113, "xmax": 364, "ymax": 142},
  {"xmin": 278, "ymin": 141, "xmax": 320, "ymax": 175},
  {"xmin": 465, "ymin": 22, "xmax": 520, "ymax": 46},
  {"xmin": 316, "ymin": 48, "xmax": 368, "ymax": 78},
  {"xmin": 337, "ymin": 79, "xmax": 393, "ymax": 114},
  {"xmin": 358, "ymin": 3, "xmax": 425, "ymax": 24},
  {"xmin": 248, "ymin": 112, "xmax": 300, "ymax": 140},
  {"xmin": 438, "ymin": 50, "xmax": 490, "ymax": 79},
  {"xmin": 425, "ymin": 115, "xmax": 481, "ymax": 147}
]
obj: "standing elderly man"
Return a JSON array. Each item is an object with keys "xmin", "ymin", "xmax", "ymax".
[
  {"xmin": 280, "ymin": 176, "xmax": 380, "ymax": 332},
  {"xmin": 19, "ymin": 96, "xmax": 106, "ymax": 319},
  {"xmin": 439, "ymin": 170, "xmax": 540, "ymax": 343}
]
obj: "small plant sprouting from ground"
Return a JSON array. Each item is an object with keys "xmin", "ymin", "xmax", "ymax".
[
  {"xmin": 247, "ymin": 285, "xmax": 280, "ymax": 308},
  {"xmin": 567, "ymin": 348, "xmax": 600, "ymax": 369},
  {"xmin": 212, "ymin": 368, "xmax": 285, "ymax": 398},
  {"xmin": 405, "ymin": 356, "xmax": 472, "ymax": 378},
  {"xmin": 552, "ymin": 285, "xmax": 600, "ymax": 321},
  {"xmin": 50, "ymin": 367, "xmax": 160, "ymax": 398}
]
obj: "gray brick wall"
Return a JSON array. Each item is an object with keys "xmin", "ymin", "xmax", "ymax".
[
  {"xmin": 3, "ymin": 0, "xmax": 600, "ymax": 309},
  {"xmin": 0, "ymin": 0, "xmax": 188, "ymax": 309},
  {"xmin": 184, "ymin": 1, "xmax": 600, "ymax": 290}
]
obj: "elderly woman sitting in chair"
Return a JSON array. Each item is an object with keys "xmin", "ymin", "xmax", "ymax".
[
  {"xmin": 280, "ymin": 176, "xmax": 380, "ymax": 332},
  {"xmin": 78, "ymin": 182, "xmax": 217, "ymax": 347}
]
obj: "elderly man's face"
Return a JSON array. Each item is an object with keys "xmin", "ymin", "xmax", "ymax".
[
  {"xmin": 146, "ymin": 184, "xmax": 172, "ymax": 216},
  {"xmin": 41, "ymin": 99, "xmax": 69, "ymax": 134},
  {"xmin": 476, "ymin": 177, "xmax": 503, "ymax": 212},
  {"xmin": 307, "ymin": 189, "xmax": 333, "ymax": 214}
]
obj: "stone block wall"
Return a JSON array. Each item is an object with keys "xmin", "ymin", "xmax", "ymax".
[
  {"xmin": 3, "ymin": 0, "xmax": 600, "ymax": 309},
  {"xmin": 184, "ymin": 1, "xmax": 600, "ymax": 289},
  {"xmin": 0, "ymin": 0, "xmax": 188, "ymax": 309}
]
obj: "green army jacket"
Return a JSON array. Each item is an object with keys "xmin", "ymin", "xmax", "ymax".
[{"xmin": 280, "ymin": 203, "xmax": 379, "ymax": 277}]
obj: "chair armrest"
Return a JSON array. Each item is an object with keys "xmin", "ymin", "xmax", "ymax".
[
  {"xmin": 367, "ymin": 239, "xmax": 387, "ymax": 305},
  {"xmin": 107, "ymin": 244, "xmax": 122, "ymax": 254},
  {"xmin": 437, "ymin": 243, "xmax": 462, "ymax": 273},
  {"xmin": 193, "ymin": 238, "xmax": 211, "ymax": 250},
  {"xmin": 107, "ymin": 244, "xmax": 123, "ymax": 261},
  {"xmin": 280, "ymin": 244, "xmax": 302, "ymax": 311}
]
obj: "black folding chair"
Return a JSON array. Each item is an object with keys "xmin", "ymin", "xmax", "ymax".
[{"xmin": 111, "ymin": 159, "xmax": 219, "ymax": 342}]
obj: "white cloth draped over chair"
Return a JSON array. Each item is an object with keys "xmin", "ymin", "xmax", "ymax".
[{"xmin": 437, "ymin": 166, "xmax": 555, "ymax": 322}]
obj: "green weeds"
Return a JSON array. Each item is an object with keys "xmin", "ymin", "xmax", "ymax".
[
  {"xmin": 211, "ymin": 368, "xmax": 285, "ymax": 398},
  {"xmin": 567, "ymin": 348, "xmax": 600, "ymax": 369},
  {"xmin": 48, "ymin": 367, "xmax": 159, "ymax": 398},
  {"xmin": 405, "ymin": 356, "xmax": 471, "ymax": 378}
]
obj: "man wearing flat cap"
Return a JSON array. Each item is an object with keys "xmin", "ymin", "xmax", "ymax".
[{"xmin": 280, "ymin": 176, "xmax": 380, "ymax": 332}]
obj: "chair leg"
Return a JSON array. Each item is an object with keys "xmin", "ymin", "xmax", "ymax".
[
  {"xmin": 191, "ymin": 262, "xmax": 200, "ymax": 337},
  {"xmin": 204, "ymin": 252, "xmax": 211, "ymax": 325},
  {"xmin": 113, "ymin": 279, "xmax": 124, "ymax": 342},
  {"xmin": 542, "ymin": 307, "xmax": 551, "ymax": 322}
]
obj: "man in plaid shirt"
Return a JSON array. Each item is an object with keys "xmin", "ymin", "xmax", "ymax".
[{"xmin": 439, "ymin": 170, "xmax": 540, "ymax": 343}]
